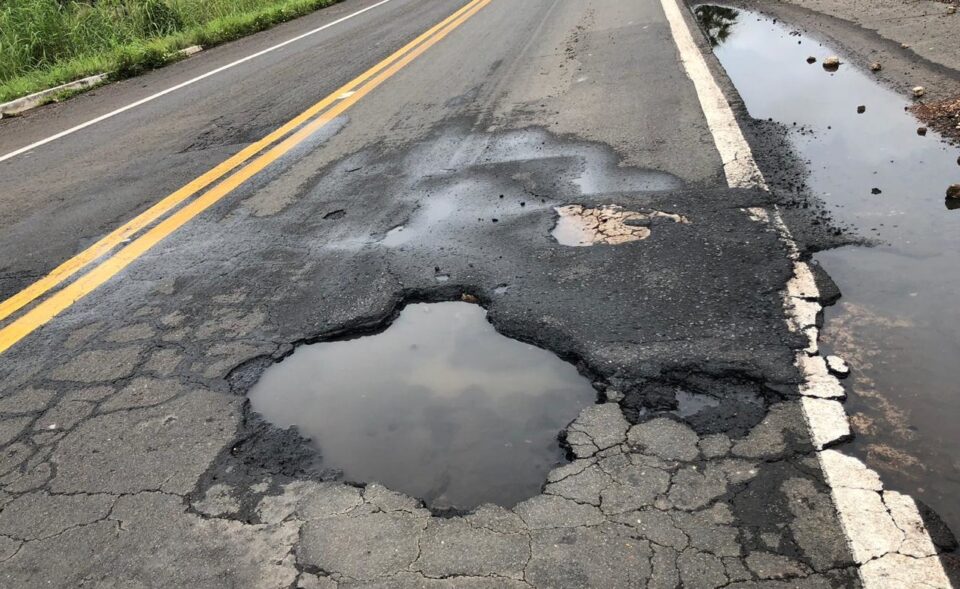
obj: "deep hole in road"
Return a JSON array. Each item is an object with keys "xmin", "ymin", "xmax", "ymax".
[
  {"xmin": 248, "ymin": 300, "xmax": 597, "ymax": 511},
  {"xmin": 697, "ymin": 3, "xmax": 960, "ymax": 537}
]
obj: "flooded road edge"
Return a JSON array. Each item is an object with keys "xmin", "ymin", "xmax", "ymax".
[{"xmin": 667, "ymin": 0, "xmax": 957, "ymax": 584}]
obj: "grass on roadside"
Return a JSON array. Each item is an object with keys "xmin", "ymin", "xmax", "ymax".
[{"xmin": 0, "ymin": 0, "xmax": 340, "ymax": 103}]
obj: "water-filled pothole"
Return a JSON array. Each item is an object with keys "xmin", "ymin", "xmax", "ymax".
[{"xmin": 248, "ymin": 301, "xmax": 597, "ymax": 510}]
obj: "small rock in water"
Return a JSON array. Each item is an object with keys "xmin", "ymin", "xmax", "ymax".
[
  {"xmin": 917, "ymin": 127, "xmax": 928, "ymax": 136},
  {"xmin": 871, "ymin": 187, "xmax": 882, "ymax": 195},
  {"xmin": 947, "ymin": 184, "xmax": 960, "ymax": 199},
  {"xmin": 869, "ymin": 62, "xmax": 882, "ymax": 72},
  {"xmin": 806, "ymin": 56, "xmax": 817, "ymax": 64},
  {"xmin": 461, "ymin": 293, "xmax": 480, "ymax": 304},
  {"xmin": 826, "ymin": 355, "xmax": 850, "ymax": 378},
  {"xmin": 822, "ymin": 56, "xmax": 841, "ymax": 70},
  {"xmin": 857, "ymin": 105, "xmax": 866, "ymax": 114},
  {"xmin": 912, "ymin": 86, "xmax": 926, "ymax": 98}
]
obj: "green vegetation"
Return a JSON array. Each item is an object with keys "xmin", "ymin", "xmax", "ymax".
[{"xmin": 0, "ymin": 0, "xmax": 339, "ymax": 103}]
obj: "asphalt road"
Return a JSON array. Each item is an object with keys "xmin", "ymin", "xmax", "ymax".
[{"xmin": 0, "ymin": 0, "xmax": 954, "ymax": 587}]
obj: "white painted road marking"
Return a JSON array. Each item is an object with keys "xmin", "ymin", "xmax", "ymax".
[
  {"xmin": 657, "ymin": 0, "xmax": 765, "ymax": 190},
  {"xmin": 0, "ymin": 0, "xmax": 395, "ymax": 164},
  {"xmin": 660, "ymin": 0, "xmax": 953, "ymax": 586}
]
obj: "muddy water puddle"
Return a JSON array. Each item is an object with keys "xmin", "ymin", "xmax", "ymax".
[
  {"xmin": 249, "ymin": 302, "xmax": 596, "ymax": 510},
  {"xmin": 697, "ymin": 5, "xmax": 960, "ymax": 532}
]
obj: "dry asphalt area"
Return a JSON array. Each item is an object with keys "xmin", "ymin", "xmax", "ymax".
[{"xmin": 0, "ymin": 0, "xmax": 957, "ymax": 587}]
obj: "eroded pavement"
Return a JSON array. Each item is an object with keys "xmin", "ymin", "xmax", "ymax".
[
  {"xmin": 0, "ymin": 122, "xmax": 937, "ymax": 588},
  {"xmin": 0, "ymin": 0, "xmax": 956, "ymax": 587}
]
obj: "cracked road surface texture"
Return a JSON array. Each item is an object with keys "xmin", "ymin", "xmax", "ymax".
[{"xmin": 0, "ymin": 0, "xmax": 955, "ymax": 587}]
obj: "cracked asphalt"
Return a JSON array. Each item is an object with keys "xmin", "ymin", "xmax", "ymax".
[{"xmin": 0, "ymin": 0, "xmax": 955, "ymax": 586}]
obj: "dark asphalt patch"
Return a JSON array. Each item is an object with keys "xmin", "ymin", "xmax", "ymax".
[{"xmin": 189, "ymin": 122, "xmax": 811, "ymax": 510}]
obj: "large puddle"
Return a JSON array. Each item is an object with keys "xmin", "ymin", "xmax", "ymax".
[
  {"xmin": 697, "ymin": 5, "xmax": 960, "ymax": 533},
  {"xmin": 248, "ymin": 302, "xmax": 596, "ymax": 511}
]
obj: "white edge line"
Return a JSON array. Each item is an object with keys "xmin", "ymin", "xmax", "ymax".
[
  {"xmin": 0, "ymin": 0, "xmax": 395, "ymax": 164},
  {"xmin": 659, "ymin": 0, "xmax": 954, "ymax": 586}
]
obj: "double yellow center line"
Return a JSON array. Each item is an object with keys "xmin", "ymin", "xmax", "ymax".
[{"xmin": 0, "ymin": 0, "xmax": 492, "ymax": 355}]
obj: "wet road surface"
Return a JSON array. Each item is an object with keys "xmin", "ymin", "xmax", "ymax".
[
  {"xmin": 0, "ymin": 0, "xmax": 956, "ymax": 586},
  {"xmin": 696, "ymin": 2, "xmax": 960, "ymax": 544}
]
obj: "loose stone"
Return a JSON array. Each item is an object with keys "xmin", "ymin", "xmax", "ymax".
[{"xmin": 822, "ymin": 56, "xmax": 840, "ymax": 70}]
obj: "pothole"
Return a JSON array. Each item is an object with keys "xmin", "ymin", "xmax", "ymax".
[
  {"xmin": 674, "ymin": 389, "xmax": 721, "ymax": 417},
  {"xmin": 552, "ymin": 204, "xmax": 689, "ymax": 246},
  {"xmin": 248, "ymin": 301, "xmax": 597, "ymax": 511}
]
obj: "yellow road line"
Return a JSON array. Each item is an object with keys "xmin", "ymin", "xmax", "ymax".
[
  {"xmin": 0, "ymin": 0, "xmax": 485, "ymax": 325},
  {"xmin": 0, "ymin": 0, "xmax": 492, "ymax": 355}
]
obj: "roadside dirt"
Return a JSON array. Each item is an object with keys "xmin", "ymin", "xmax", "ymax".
[{"xmin": 911, "ymin": 94, "xmax": 960, "ymax": 143}]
